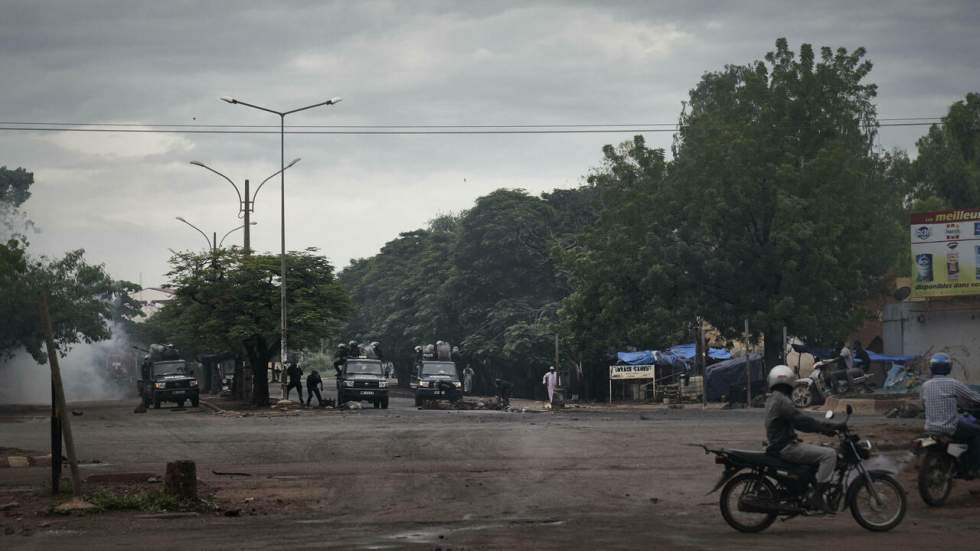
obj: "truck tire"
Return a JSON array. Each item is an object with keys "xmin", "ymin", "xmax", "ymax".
[
  {"xmin": 414, "ymin": 394, "xmax": 423, "ymax": 407},
  {"xmin": 177, "ymin": 399, "xmax": 186, "ymax": 408},
  {"xmin": 381, "ymin": 398, "xmax": 389, "ymax": 409},
  {"xmin": 191, "ymin": 396, "xmax": 199, "ymax": 407},
  {"xmin": 373, "ymin": 400, "xmax": 380, "ymax": 409}
]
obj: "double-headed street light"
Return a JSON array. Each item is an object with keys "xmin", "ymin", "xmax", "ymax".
[
  {"xmin": 188, "ymin": 159, "xmax": 301, "ymax": 251},
  {"xmin": 220, "ymin": 95, "xmax": 342, "ymax": 377},
  {"xmin": 175, "ymin": 216, "xmax": 256, "ymax": 253}
]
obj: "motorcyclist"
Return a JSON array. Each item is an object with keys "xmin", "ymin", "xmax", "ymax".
[
  {"xmin": 765, "ymin": 365, "xmax": 844, "ymax": 514},
  {"xmin": 921, "ymin": 352, "xmax": 980, "ymax": 477}
]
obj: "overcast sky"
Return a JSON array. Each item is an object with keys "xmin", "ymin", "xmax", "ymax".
[{"xmin": 1, "ymin": 0, "xmax": 978, "ymax": 287}]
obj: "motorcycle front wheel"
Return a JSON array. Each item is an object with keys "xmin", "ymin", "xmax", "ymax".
[
  {"xmin": 719, "ymin": 473, "xmax": 778, "ymax": 533},
  {"xmin": 792, "ymin": 385, "xmax": 814, "ymax": 408},
  {"xmin": 850, "ymin": 472, "xmax": 906, "ymax": 532},
  {"xmin": 917, "ymin": 451, "xmax": 954, "ymax": 506}
]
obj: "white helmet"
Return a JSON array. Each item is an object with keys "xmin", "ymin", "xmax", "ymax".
[{"xmin": 767, "ymin": 365, "xmax": 796, "ymax": 391}]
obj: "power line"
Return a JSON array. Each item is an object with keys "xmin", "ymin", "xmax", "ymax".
[
  {"xmin": 0, "ymin": 121, "xmax": 940, "ymax": 135},
  {"xmin": 0, "ymin": 116, "xmax": 944, "ymax": 131}
]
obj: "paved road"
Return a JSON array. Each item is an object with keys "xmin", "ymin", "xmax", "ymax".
[{"xmin": 1, "ymin": 397, "xmax": 978, "ymax": 550}]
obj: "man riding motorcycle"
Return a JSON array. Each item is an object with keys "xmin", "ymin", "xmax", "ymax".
[
  {"xmin": 921, "ymin": 352, "xmax": 980, "ymax": 478},
  {"xmin": 765, "ymin": 365, "xmax": 844, "ymax": 513}
]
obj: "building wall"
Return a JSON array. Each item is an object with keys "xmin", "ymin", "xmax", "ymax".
[{"xmin": 883, "ymin": 298, "xmax": 980, "ymax": 384}]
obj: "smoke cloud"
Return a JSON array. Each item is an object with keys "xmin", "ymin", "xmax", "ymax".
[{"xmin": 0, "ymin": 325, "xmax": 136, "ymax": 404}]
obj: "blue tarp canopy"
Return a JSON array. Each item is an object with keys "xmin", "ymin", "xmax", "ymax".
[
  {"xmin": 867, "ymin": 351, "xmax": 917, "ymax": 364},
  {"xmin": 616, "ymin": 344, "xmax": 732, "ymax": 367},
  {"xmin": 704, "ymin": 353, "xmax": 767, "ymax": 402},
  {"xmin": 668, "ymin": 343, "xmax": 733, "ymax": 362},
  {"xmin": 615, "ymin": 350, "xmax": 685, "ymax": 368}
]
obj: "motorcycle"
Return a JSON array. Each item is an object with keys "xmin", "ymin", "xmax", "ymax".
[
  {"xmin": 703, "ymin": 405, "xmax": 907, "ymax": 533},
  {"xmin": 913, "ymin": 410, "xmax": 980, "ymax": 506},
  {"xmin": 793, "ymin": 358, "xmax": 871, "ymax": 408}
]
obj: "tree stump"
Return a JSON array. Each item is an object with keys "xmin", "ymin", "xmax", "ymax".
[{"xmin": 164, "ymin": 460, "xmax": 197, "ymax": 500}]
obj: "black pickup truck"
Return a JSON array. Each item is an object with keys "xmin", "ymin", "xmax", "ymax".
[
  {"xmin": 412, "ymin": 361, "xmax": 462, "ymax": 406},
  {"xmin": 139, "ymin": 358, "xmax": 199, "ymax": 409},
  {"xmin": 337, "ymin": 358, "xmax": 390, "ymax": 409}
]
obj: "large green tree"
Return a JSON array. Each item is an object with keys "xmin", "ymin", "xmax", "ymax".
[
  {"xmin": 340, "ymin": 215, "xmax": 460, "ymax": 381},
  {"xmin": 912, "ymin": 92, "xmax": 980, "ymax": 209},
  {"xmin": 155, "ymin": 248, "xmax": 350, "ymax": 405},
  {"xmin": 558, "ymin": 137, "xmax": 689, "ymax": 397},
  {"xmin": 666, "ymin": 38, "xmax": 905, "ymax": 364},
  {"xmin": 1, "ymin": 166, "xmax": 140, "ymax": 363}
]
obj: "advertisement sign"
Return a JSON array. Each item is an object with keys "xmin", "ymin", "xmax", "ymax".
[
  {"xmin": 609, "ymin": 364, "xmax": 656, "ymax": 380},
  {"xmin": 911, "ymin": 209, "xmax": 980, "ymax": 298}
]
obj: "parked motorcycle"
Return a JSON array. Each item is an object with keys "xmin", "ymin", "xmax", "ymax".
[
  {"xmin": 793, "ymin": 358, "xmax": 871, "ymax": 408},
  {"xmin": 913, "ymin": 410, "xmax": 980, "ymax": 506},
  {"xmin": 703, "ymin": 405, "xmax": 906, "ymax": 533}
]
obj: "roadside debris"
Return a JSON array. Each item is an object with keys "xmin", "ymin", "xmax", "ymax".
[
  {"xmin": 339, "ymin": 401, "xmax": 363, "ymax": 410},
  {"xmin": 52, "ymin": 498, "xmax": 97, "ymax": 515},
  {"xmin": 885, "ymin": 402, "xmax": 924, "ymax": 419},
  {"xmin": 71, "ymin": 410, "xmax": 83, "ymax": 416},
  {"xmin": 212, "ymin": 470, "xmax": 251, "ymax": 477},
  {"xmin": 0, "ymin": 501, "xmax": 19, "ymax": 511},
  {"xmin": 133, "ymin": 403, "xmax": 147, "ymax": 414}
]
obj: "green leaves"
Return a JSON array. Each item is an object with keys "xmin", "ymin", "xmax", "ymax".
[{"xmin": 912, "ymin": 93, "xmax": 980, "ymax": 209}]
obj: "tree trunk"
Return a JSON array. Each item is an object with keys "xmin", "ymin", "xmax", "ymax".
[
  {"xmin": 164, "ymin": 460, "xmax": 197, "ymax": 500},
  {"xmin": 243, "ymin": 334, "xmax": 274, "ymax": 407},
  {"xmin": 762, "ymin": 327, "xmax": 783, "ymax": 370}
]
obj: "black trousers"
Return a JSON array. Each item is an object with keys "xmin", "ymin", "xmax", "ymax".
[
  {"xmin": 307, "ymin": 386, "xmax": 323, "ymax": 406},
  {"xmin": 285, "ymin": 381, "xmax": 303, "ymax": 400},
  {"xmin": 954, "ymin": 419, "xmax": 980, "ymax": 470}
]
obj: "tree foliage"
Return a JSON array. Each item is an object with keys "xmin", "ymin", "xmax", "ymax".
[
  {"xmin": 912, "ymin": 92, "xmax": 980, "ymax": 209},
  {"xmin": 1, "ymin": 166, "xmax": 140, "ymax": 364},
  {"xmin": 147, "ymin": 248, "xmax": 350, "ymax": 405},
  {"xmin": 341, "ymin": 39, "xmax": 933, "ymax": 397}
]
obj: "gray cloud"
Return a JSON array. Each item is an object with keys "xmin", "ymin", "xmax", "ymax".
[{"xmin": 1, "ymin": 0, "xmax": 978, "ymax": 286}]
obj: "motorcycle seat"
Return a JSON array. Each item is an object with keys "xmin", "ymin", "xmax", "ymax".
[{"xmin": 723, "ymin": 449, "xmax": 814, "ymax": 472}]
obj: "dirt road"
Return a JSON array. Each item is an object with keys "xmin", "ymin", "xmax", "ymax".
[{"xmin": 2, "ymin": 397, "xmax": 978, "ymax": 549}]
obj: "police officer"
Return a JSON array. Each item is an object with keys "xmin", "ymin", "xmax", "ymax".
[
  {"xmin": 284, "ymin": 361, "xmax": 303, "ymax": 401},
  {"xmin": 306, "ymin": 369, "xmax": 324, "ymax": 407}
]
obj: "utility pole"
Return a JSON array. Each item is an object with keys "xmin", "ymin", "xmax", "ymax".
[
  {"xmin": 39, "ymin": 294, "xmax": 82, "ymax": 497},
  {"xmin": 50, "ymin": 380, "xmax": 61, "ymax": 495},
  {"xmin": 243, "ymin": 179, "xmax": 250, "ymax": 252},
  {"xmin": 744, "ymin": 319, "xmax": 751, "ymax": 407}
]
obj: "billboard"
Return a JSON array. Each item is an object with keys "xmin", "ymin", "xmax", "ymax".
[
  {"xmin": 911, "ymin": 208, "xmax": 980, "ymax": 298},
  {"xmin": 609, "ymin": 364, "xmax": 656, "ymax": 380}
]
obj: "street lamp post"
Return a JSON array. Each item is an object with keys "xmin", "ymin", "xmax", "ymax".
[
  {"xmin": 220, "ymin": 95, "xmax": 341, "ymax": 390},
  {"xmin": 175, "ymin": 216, "xmax": 256, "ymax": 252},
  {"xmin": 189, "ymin": 160, "xmax": 300, "ymax": 252},
  {"xmin": 176, "ymin": 216, "xmax": 214, "ymax": 251}
]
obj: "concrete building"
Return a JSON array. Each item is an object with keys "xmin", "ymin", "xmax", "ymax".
[{"xmin": 883, "ymin": 295, "xmax": 980, "ymax": 384}]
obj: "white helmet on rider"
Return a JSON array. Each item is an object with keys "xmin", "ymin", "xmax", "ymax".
[{"xmin": 767, "ymin": 365, "xmax": 796, "ymax": 392}]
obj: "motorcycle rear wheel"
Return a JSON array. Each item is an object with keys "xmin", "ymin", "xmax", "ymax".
[
  {"xmin": 918, "ymin": 451, "xmax": 954, "ymax": 506},
  {"xmin": 850, "ymin": 472, "xmax": 906, "ymax": 532},
  {"xmin": 719, "ymin": 473, "xmax": 778, "ymax": 533}
]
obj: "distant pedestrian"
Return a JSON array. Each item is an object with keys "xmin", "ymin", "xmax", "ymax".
[
  {"xmin": 285, "ymin": 361, "xmax": 303, "ymax": 401},
  {"xmin": 542, "ymin": 366, "xmax": 558, "ymax": 404},
  {"xmin": 306, "ymin": 369, "xmax": 324, "ymax": 407},
  {"xmin": 462, "ymin": 365, "xmax": 475, "ymax": 394}
]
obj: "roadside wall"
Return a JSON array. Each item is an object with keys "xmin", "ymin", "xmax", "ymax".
[{"xmin": 883, "ymin": 298, "xmax": 980, "ymax": 384}]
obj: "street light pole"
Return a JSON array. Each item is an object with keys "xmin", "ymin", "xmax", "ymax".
[
  {"xmin": 175, "ymin": 216, "xmax": 214, "ymax": 252},
  {"xmin": 219, "ymin": 222, "xmax": 257, "ymax": 248},
  {"xmin": 220, "ymin": 95, "xmax": 341, "ymax": 391},
  {"xmin": 190, "ymin": 160, "xmax": 301, "ymax": 254}
]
